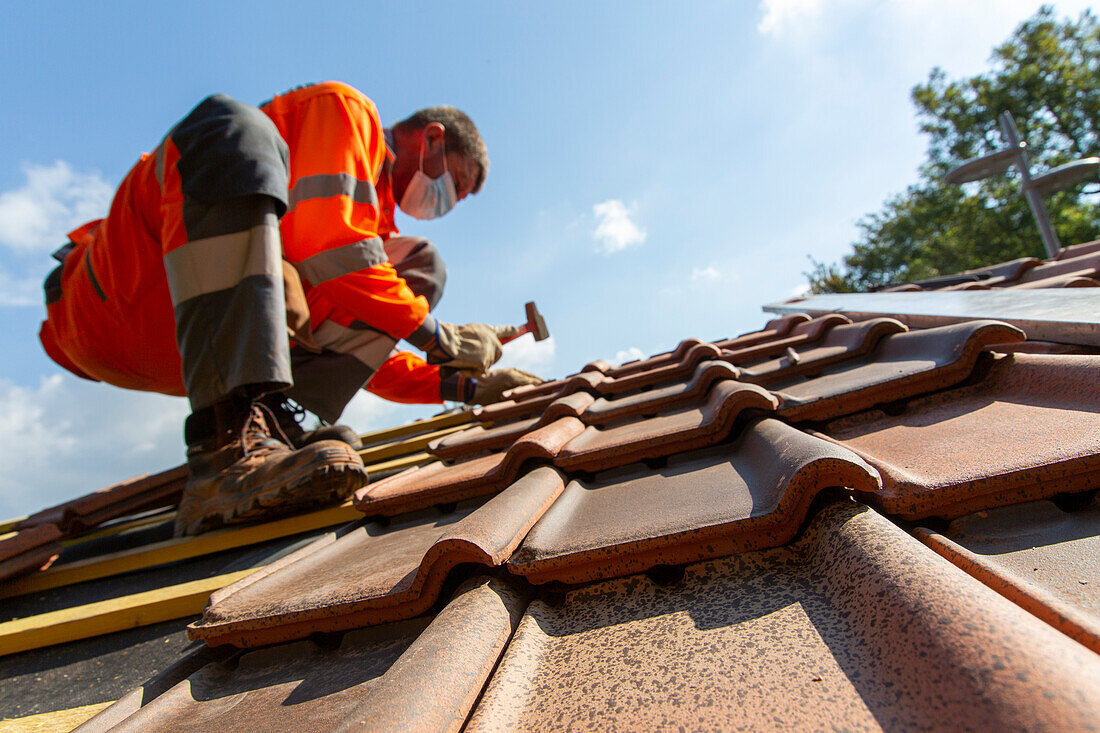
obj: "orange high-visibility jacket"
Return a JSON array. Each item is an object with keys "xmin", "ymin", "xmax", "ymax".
[{"xmin": 41, "ymin": 82, "xmax": 444, "ymax": 402}]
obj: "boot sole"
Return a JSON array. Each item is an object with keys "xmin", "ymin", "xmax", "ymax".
[{"xmin": 176, "ymin": 445, "xmax": 368, "ymax": 535}]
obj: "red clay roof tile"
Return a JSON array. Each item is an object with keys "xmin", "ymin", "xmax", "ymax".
[
  {"xmin": 716, "ymin": 313, "xmax": 851, "ymax": 365},
  {"xmin": 555, "ymin": 380, "xmax": 777, "ymax": 472},
  {"xmin": 1008, "ymin": 272, "xmax": 1100, "ymax": 289},
  {"xmin": 430, "ymin": 392, "xmax": 596, "ymax": 461},
  {"xmin": 914, "ymin": 498, "xmax": 1100, "ymax": 654},
  {"xmin": 737, "ymin": 317, "xmax": 908, "ymax": 385},
  {"xmin": 1054, "ymin": 239, "xmax": 1100, "ymax": 260},
  {"xmin": 15, "ymin": 465, "xmax": 188, "ymax": 535},
  {"xmin": 469, "ymin": 501, "xmax": 1100, "ymax": 731},
  {"xmin": 192, "ymin": 467, "xmax": 562, "ymax": 648},
  {"xmin": 773, "ymin": 319, "xmax": 1024, "ymax": 421},
  {"xmin": 582, "ymin": 360, "xmax": 740, "ymax": 424},
  {"xmin": 823, "ymin": 352, "xmax": 1100, "ymax": 519},
  {"xmin": 1014, "ymin": 250, "xmax": 1100, "ymax": 284},
  {"xmin": 110, "ymin": 577, "xmax": 526, "ymax": 732},
  {"xmin": 712, "ymin": 312, "xmax": 812, "ymax": 350},
  {"xmin": 0, "ymin": 524, "xmax": 64, "ymax": 582},
  {"xmin": 356, "ymin": 420, "xmax": 582, "ymax": 516},
  {"xmin": 963, "ymin": 256, "xmax": 1043, "ymax": 283},
  {"xmin": 510, "ymin": 419, "xmax": 879, "ymax": 584}
]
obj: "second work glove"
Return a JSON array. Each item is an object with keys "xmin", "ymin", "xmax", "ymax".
[
  {"xmin": 470, "ymin": 368, "xmax": 544, "ymax": 405},
  {"xmin": 427, "ymin": 322, "xmax": 503, "ymax": 373}
]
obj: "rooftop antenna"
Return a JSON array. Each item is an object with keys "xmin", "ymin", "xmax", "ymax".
[{"xmin": 944, "ymin": 111, "xmax": 1099, "ymax": 258}]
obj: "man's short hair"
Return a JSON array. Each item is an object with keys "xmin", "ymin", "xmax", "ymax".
[{"xmin": 395, "ymin": 106, "xmax": 489, "ymax": 193}]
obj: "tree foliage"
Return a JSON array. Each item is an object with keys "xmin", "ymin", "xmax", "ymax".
[{"xmin": 808, "ymin": 6, "xmax": 1100, "ymax": 293}]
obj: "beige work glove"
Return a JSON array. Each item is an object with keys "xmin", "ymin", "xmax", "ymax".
[
  {"xmin": 429, "ymin": 322, "xmax": 504, "ymax": 373},
  {"xmin": 492, "ymin": 324, "xmax": 521, "ymax": 341},
  {"xmin": 470, "ymin": 368, "xmax": 544, "ymax": 405}
]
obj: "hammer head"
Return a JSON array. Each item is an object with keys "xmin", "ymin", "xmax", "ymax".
[{"xmin": 525, "ymin": 301, "xmax": 549, "ymax": 341}]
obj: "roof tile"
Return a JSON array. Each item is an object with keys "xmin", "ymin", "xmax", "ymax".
[
  {"xmin": 0, "ymin": 524, "xmax": 64, "ymax": 582},
  {"xmin": 1014, "ymin": 250, "xmax": 1100, "ymax": 284},
  {"xmin": 823, "ymin": 353, "xmax": 1100, "ymax": 519},
  {"xmin": 355, "ymin": 420, "xmax": 581, "ymax": 516},
  {"xmin": 1054, "ymin": 239, "xmax": 1100, "ymax": 260},
  {"xmin": 773, "ymin": 320, "xmax": 1024, "ymax": 421},
  {"xmin": 430, "ymin": 391, "xmax": 595, "ymax": 461},
  {"xmin": 716, "ymin": 313, "xmax": 851, "ymax": 365},
  {"xmin": 555, "ymin": 380, "xmax": 777, "ymax": 472},
  {"xmin": 193, "ymin": 466, "xmax": 562, "ymax": 647},
  {"xmin": 468, "ymin": 501, "xmax": 1100, "ymax": 731},
  {"xmin": 110, "ymin": 577, "xmax": 526, "ymax": 732},
  {"xmin": 737, "ymin": 317, "xmax": 907, "ymax": 385},
  {"xmin": 510, "ymin": 419, "xmax": 879, "ymax": 584},
  {"xmin": 914, "ymin": 498, "xmax": 1100, "ymax": 653},
  {"xmin": 15, "ymin": 465, "xmax": 188, "ymax": 535},
  {"xmin": 1007, "ymin": 272, "xmax": 1100, "ymax": 289},
  {"xmin": 711, "ymin": 312, "xmax": 812, "ymax": 350}
]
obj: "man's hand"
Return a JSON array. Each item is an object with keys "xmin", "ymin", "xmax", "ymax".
[
  {"xmin": 427, "ymin": 322, "xmax": 503, "ymax": 373},
  {"xmin": 470, "ymin": 368, "xmax": 544, "ymax": 405}
]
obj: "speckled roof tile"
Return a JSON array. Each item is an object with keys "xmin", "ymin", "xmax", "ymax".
[
  {"xmin": 914, "ymin": 497, "xmax": 1100, "ymax": 653},
  {"xmin": 510, "ymin": 419, "xmax": 879, "ymax": 584},
  {"xmin": 772, "ymin": 319, "xmax": 1024, "ymax": 421},
  {"xmin": 554, "ymin": 380, "xmax": 777, "ymax": 472},
  {"xmin": 98, "ymin": 577, "xmax": 525, "ymax": 733},
  {"xmin": 467, "ymin": 501, "xmax": 1100, "ymax": 731},
  {"xmin": 736, "ymin": 317, "xmax": 907, "ymax": 384},
  {"xmin": 822, "ymin": 352, "xmax": 1100, "ymax": 519},
  {"xmin": 355, "ymin": 420, "xmax": 580, "ymax": 516},
  {"xmin": 192, "ymin": 466, "xmax": 562, "ymax": 647}
]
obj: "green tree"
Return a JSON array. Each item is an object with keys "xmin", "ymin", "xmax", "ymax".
[{"xmin": 808, "ymin": 6, "xmax": 1100, "ymax": 293}]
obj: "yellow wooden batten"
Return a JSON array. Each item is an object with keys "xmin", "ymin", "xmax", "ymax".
[
  {"xmin": 357, "ymin": 423, "xmax": 471, "ymax": 464},
  {"xmin": 0, "ymin": 568, "xmax": 255, "ymax": 657},
  {"xmin": 0, "ymin": 700, "xmax": 114, "ymax": 732},
  {"xmin": 0, "ymin": 503, "xmax": 356, "ymax": 599},
  {"xmin": 356, "ymin": 409, "xmax": 474, "ymax": 447},
  {"xmin": 1, "ymin": 453, "xmax": 437, "ymax": 599}
]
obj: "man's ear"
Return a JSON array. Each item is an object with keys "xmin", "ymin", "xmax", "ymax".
[{"xmin": 422, "ymin": 122, "xmax": 446, "ymax": 155}]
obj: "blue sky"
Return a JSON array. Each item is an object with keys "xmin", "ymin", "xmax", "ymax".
[{"xmin": 0, "ymin": 0, "xmax": 1094, "ymax": 517}]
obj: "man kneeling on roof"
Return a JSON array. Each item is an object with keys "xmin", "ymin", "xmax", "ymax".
[{"xmin": 38, "ymin": 81, "xmax": 542, "ymax": 536}]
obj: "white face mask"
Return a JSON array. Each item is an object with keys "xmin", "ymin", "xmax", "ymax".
[{"xmin": 398, "ymin": 135, "xmax": 457, "ymax": 220}]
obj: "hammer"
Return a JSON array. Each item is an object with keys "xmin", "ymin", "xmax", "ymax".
[{"xmin": 500, "ymin": 301, "xmax": 550, "ymax": 344}]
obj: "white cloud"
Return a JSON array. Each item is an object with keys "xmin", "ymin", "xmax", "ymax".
[
  {"xmin": 611, "ymin": 346, "xmax": 646, "ymax": 366},
  {"xmin": 0, "ymin": 372, "xmax": 445, "ymax": 518},
  {"xmin": 0, "ymin": 375, "xmax": 190, "ymax": 518},
  {"xmin": 0, "ymin": 161, "xmax": 113, "ymax": 254},
  {"xmin": 691, "ymin": 266, "xmax": 721, "ymax": 283},
  {"xmin": 592, "ymin": 199, "xmax": 646, "ymax": 255},
  {"xmin": 788, "ymin": 282, "xmax": 812, "ymax": 298},
  {"xmin": 0, "ymin": 161, "xmax": 114, "ymax": 308},
  {"xmin": 497, "ymin": 334, "xmax": 557, "ymax": 374},
  {"xmin": 758, "ymin": 0, "xmax": 827, "ymax": 35}
]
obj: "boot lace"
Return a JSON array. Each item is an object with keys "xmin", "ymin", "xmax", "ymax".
[{"xmin": 240, "ymin": 402, "xmax": 294, "ymax": 456}]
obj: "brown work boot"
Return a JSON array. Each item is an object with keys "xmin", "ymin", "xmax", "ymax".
[
  {"xmin": 175, "ymin": 402, "xmax": 367, "ymax": 536},
  {"xmin": 258, "ymin": 392, "xmax": 363, "ymax": 450}
]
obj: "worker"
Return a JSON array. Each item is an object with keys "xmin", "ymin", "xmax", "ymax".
[{"xmin": 38, "ymin": 81, "xmax": 542, "ymax": 536}]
